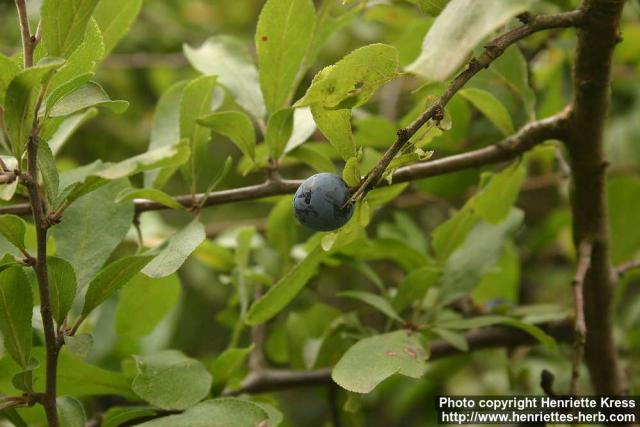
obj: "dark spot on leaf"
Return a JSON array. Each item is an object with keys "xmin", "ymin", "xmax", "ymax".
[
  {"xmin": 404, "ymin": 347, "xmax": 418, "ymax": 359},
  {"xmin": 386, "ymin": 351, "xmax": 398, "ymax": 357},
  {"xmin": 326, "ymin": 86, "xmax": 335, "ymax": 94},
  {"xmin": 261, "ymin": 35, "xmax": 268, "ymax": 41}
]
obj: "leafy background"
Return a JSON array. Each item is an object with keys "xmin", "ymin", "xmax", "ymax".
[{"xmin": 0, "ymin": 0, "xmax": 639, "ymax": 425}]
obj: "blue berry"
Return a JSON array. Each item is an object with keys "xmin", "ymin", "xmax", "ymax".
[{"xmin": 293, "ymin": 173, "xmax": 354, "ymax": 231}]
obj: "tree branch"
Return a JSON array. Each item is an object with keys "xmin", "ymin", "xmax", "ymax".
[
  {"xmin": 0, "ymin": 111, "xmax": 569, "ymax": 217},
  {"xmin": 570, "ymin": 240, "xmax": 592, "ymax": 396},
  {"xmin": 347, "ymin": 9, "xmax": 585, "ymax": 204},
  {"xmin": 223, "ymin": 320, "xmax": 573, "ymax": 396},
  {"xmin": 615, "ymin": 259, "xmax": 640, "ymax": 279},
  {"xmin": 14, "ymin": 0, "xmax": 38, "ymax": 68},
  {"xmin": 564, "ymin": 0, "xmax": 627, "ymax": 397}
]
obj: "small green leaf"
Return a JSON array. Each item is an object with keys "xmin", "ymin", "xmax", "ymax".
[
  {"xmin": 64, "ymin": 334, "xmax": 93, "ymax": 359},
  {"xmin": 267, "ymin": 196, "xmax": 298, "ymax": 260},
  {"xmin": 131, "ymin": 350, "xmax": 212, "ymax": 410},
  {"xmin": 365, "ymin": 183, "xmax": 409, "ymax": 206},
  {"xmin": 49, "ymin": 82, "xmax": 129, "ymax": 117},
  {"xmin": 431, "ymin": 327, "xmax": 468, "ymax": 351},
  {"xmin": 0, "ymin": 215, "xmax": 27, "ymax": 252},
  {"xmin": 491, "ymin": 45, "xmax": 536, "ymax": 119},
  {"xmin": 184, "ymin": 36, "xmax": 266, "ymax": 119},
  {"xmin": 338, "ymin": 290, "xmax": 403, "ymax": 322},
  {"xmin": 0, "ymin": 267, "xmax": 33, "ymax": 369},
  {"xmin": 0, "ymin": 54, "xmax": 20, "ymax": 107},
  {"xmin": 41, "ymin": 0, "xmax": 101, "ymax": 57},
  {"xmin": 142, "ymin": 220, "xmax": 206, "ymax": 278},
  {"xmin": 417, "ymin": 0, "xmax": 450, "ymax": 15},
  {"xmin": 115, "ymin": 274, "xmax": 181, "ymax": 337},
  {"xmin": 332, "ymin": 330, "xmax": 427, "ymax": 393},
  {"xmin": 394, "ymin": 266, "xmax": 441, "ymax": 313},
  {"xmin": 101, "ymin": 407, "xmax": 157, "ymax": 427},
  {"xmin": 57, "ymin": 396, "xmax": 87, "ymax": 427},
  {"xmin": 288, "ymin": 144, "xmax": 336, "ymax": 173},
  {"xmin": 473, "ymin": 163, "xmax": 525, "ymax": 223},
  {"xmin": 246, "ymin": 245, "xmax": 326, "ymax": 325},
  {"xmin": 197, "ymin": 111, "xmax": 256, "ymax": 162},
  {"xmin": 93, "ymin": 0, "xmax": 144, "ymax": 54},
  {"xmin": 5, "ymin": 58, "xmax": 65, "ymax": 157},
  {"xmin": 46, "ymin": 73, "xmax": 95, "ymax": 115},
  {"xmin": 459, "ymin": 88, "xmax": 514, "ymax": 136},
  {"xmin": 82, "ymin": 255, "xmax": 153, "ymax": 316},
  {"xmin": 342, "ymin": 157, "xmax": 360, "ymax": 187},
  {"xmin": 48, "ymin": 257, "xmax": 77, "ymax": 325},
  {"xmin": 407, "ymin": 0, "xmax": 534, "ymax": 81},
  {"xmin": 265, "ymin": 108, "xmax": 295, "ymax": 160},
  {"xmin": 134, "ymin": 398, "xmax": 271, "ymax": 427},
  {"xmin": 310, "ymin": 105, "xmax": 355, "ymax": 161},
  {"xmin": 295, "ymin": 44, "xmax": 400, "ymax": 109},
  {"xmin": 115, "ymin": 188, "xmax": 184, "ymax": 210},
  {"xmin": 208, "ymin": 347, "xmax": 253, "ymax": 393},
  {"xmin": 256, "ymin": 0, "xmax": 316, "ymax": 113},
  {"xmin": 38, "ymin": 140, "xmax": 60, "ymax": 205}
]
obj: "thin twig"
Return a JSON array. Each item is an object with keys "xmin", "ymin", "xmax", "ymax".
[
  {"xmin": 347, "ymin": 9, "xmax": 585, "ymax": 204},
  {"xmin": 0, "ymin": 111, "xmax": 570, "ymax": 217},
  {"xmin": 569, "ymin": 240, "xmax": 592, "ymax": 396},
  {"xmin": 223, "ymin": 320, "xmax": 573, "ymax": 396},
  {"xmin": 14, "ymin": 0, "xmax": 34, "ymax": 68},
  {"xmin": 615, "ymin": 259, "xmax": 640, "ymax": 279}
]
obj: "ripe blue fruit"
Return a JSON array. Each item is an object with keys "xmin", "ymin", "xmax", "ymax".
[{"xmin": 293, "ymin": 173, "xmax": 354, "ymax": 231}]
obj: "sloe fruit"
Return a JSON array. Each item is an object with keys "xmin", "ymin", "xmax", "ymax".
[{"xmin": 293, "ymin": 173, "xmax": 354, "ymax": 231}]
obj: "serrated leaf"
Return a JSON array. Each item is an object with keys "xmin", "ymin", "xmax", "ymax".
[
  {"xmin": 295, "ymin": 44, "xmax": 400, "ymax": 109},
  {"xmin": 459, "ymin": 88, "xmax": 514, "ymax": 136},
  {"xmin": 310, "ymin": 105, "xmax": 355, "ymax": 161},
  {"xmin": 5, "ymin": 58, "xmax": 65, "ymax": 157},
  {"xmin": 197, "ymin": 111, "xmax": 256, "ymax": 161},
  {"xmin": 47, "ymin": 257, "xmax": 77, "ymax": 325},
  {"xmin": 0, "ymin": 215, "xmax": 27, "ymax": 252},
  {"xmin": 246, "ymin": 245, "xmax": 326, "ymax": 325},
  {"xmin": 265, "ymin": 108, "xmax": 294, "ymax": 160},
  {"xmin": 407, "ymin": 0, "xmax": 534, "ymax": 81},
  {"xmin": 256, "ymin": 0, "xmax": 316, "ymax": 113},
  {"xmin": 338, "ymin": 290, "xmax": 403, "ymax": 322},
  {"xmin": 49, "ymin": 81, "xmax": 129, "ymax": 117},
  {"xmin": 131, "ymin": 350, "xmax": 212, "ymax": 411},
  {"xmin": 0, "ymin": 267, "xmax": 33, "ymax": 369},
  {"xmin": 82, "ymin": 255, "xmax": 153, "ymax": 316},
  {"xmin": 115, "ymin": 273, "xmax": 181, "ymax": 337},
  {"xmin": 41, "ymin": 0, "xmax": 101, "ymax": 57},
  {"xmin": 184, "ymin": 36, "xmax": 266, "ymax": 119},
  {"xmin": 332, "ymin": 330, "xmax": 427, "ymax": 393},
  {"xmin": 93, "ymin": 0, "xmax": 143, "ymax": 54},
  {"xmin": 135, "ymin": 398, "xmax": 271, "ymax": 427}
]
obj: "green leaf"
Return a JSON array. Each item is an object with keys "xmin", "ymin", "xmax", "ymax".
[
  {"xmin": 256, "ymin": 0, "xmax": 316, "ymax": 113},
  {"xmin": 145, "ymin": 81, "xmax": 187, "ymax": 188},
  {"xmin": 288, "ymin": 144, "xmax": 336, "ymax": 173},
  {"xmin": 0, "ymin": 267, "xmax": 33, "ymax": 369},
  {"xmin": 342, "ymin": 156, "xmax": 360, "ymax": 187},
  {"xmin": 265, "ymin": 108, "xmax": 294, "ymax": 160},
  {"xmin": 473, "ymin": 163, "xmax": 525, "ymax": 224},
  {"xmin": 208, "ymin": 346, "xmax": 253, "ymax": 394},
  {"xmin": 5, "ymin": 58, "xmax": 65, "ymax": 157},
  {"xmin": 41, "ymin": 0, "xmax": 101, "ymax": 57},
  {"xmin": 95, "ymin": 145, "xmax": 191, "ymax": 181},
  {"xmin": 102, "ymin": 407, "xmax": 157, "ymax": 427},
  {"xmin": 267, "ymin": 196, "xmax": 297, "ymax": 260},
  {"xmin": 115, "ymin": 273, "xmax": 181, "ymax": 337},
  {"xmin": 0, "ymin": 54, "xmax": 20, "ymax": 107},
  {"xmin": 473, "ymin": 241, "xmax": 519, "ymax": 305},
  {"xmin": 56, "ymin": 396, "xmax": 86, "ymax": 427},
  {"xmin": 246, "ymin": 245, "xmax": 326, "ymax": 325},
  {"xmin": 82, "ymin": 255, "xmax": 153, "ymax": 316},
  {"xmin": 49, "ymin": 81, "xmax": 129, "ymax": 117},
  {"xmin": 49, "ymin": 19, "xmax": 105, "ymax": 93},
  {"xmin": 47, "ymin": 73, "xmax": 96, "ymax": 114},
  {"xmin": 459, "ymin": 88, "xmax": 514, "ymax": 136},
  {"xmin": 365, "ymin": 183, "xmax": 409, "ymax": 207},
  {"xmin": 416, "ymin": 0, "xmax": 450, "ymax": 16},
  {"xmin": 184, "ymin": 35, "xmax": 266, "ymax": 118},
  {"xmin": 0, "ymin": 215, "xmax": 27, "ymax": 252},
  {"xmin": 338, "ymin": 290, "xmax": 403, "ymax": 322},
  {"xmin": 46, "ymin": 108, "xmax": 99, "ymax": 156},
  {"xmin": 131, "ymin": 350, "xmax": 212, "ymax": 411},
  {"xmin": 197, "ymin": 111, "xmax": 256, "ymax": 161},
  {"xmin": 53, "ymin": 181, "xmax": 134, "ymax": 287},
  {"xmin": 393, "ymin": 265, "xmax": 441, "ymax": 313},
  {"xmin": 332, "ymin": 330, "xmax": 427, "ymax": 393},
  {"xmin": 38, "ymin": 140, "xmax": 60, "ymax": 205},
  {"xmin": 295, "ymin": 44, "xmax": 399, "ymax": 109},
  {"xmin": 608, "ymin": 176, "xmax": 640, "ymax": 263},
  {"xmin": 193, "ymin": 240, "xmax": 235, "ymax": 273},
  {"xmin": 310, "ymin": 105, "xmax": 355, "ymax": 161},
  {"xmin": 441, "ymin": 209, "xmax": 524, "ymax": 302},
  {"xmin": 135, "ymin": 398, "xmax": 271, "ymax": 427},
  {"xmin": 64, "ymin": 334, "xmax": 93, "ymax": 359},
  {"xmin": 48, "ymin": 257, "xmax": 77, "ymax": 325},
  {"xmin": 115, "ymin": 188, "xmax": 184, "ymax": 210},
  {"xmin": 407, "ymin": 0, "xmax": 534, "ymax": 81},
  {"xmin": 437, "ymin": 315, "xmax": 557, "ymax": 352},
  {"xmin": 93, "ymin": 0, "xmax": 143, "ymax": 54},
  {"xmin": 431, "ymin": 327, "xmax": 468, "ymax": 351},
  {"xmin": 142, "ymin": 220, "xmax": 206, "ymax": 278},
  {"xmin": 491, "ymin": 45, "xmax": 536, "ymax": 119},
  {"xmin": 283, "ymin": 106, "xmax": 316, "ymax": 153}
]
